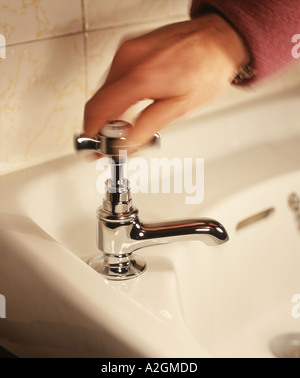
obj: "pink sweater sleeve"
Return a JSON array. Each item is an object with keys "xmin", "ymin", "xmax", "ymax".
[{"xmin": 190, "ymin": 0, "xmax": 300, "ymax": 84}]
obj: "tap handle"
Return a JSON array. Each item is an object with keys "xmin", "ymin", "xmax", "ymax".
[
  {"xmin": 74, "ymin": 120, "xmax": 160, "ymax": 157},
  {"xmin": 74, "ymin": 135, "xmax": 101, "ymax": 152}
]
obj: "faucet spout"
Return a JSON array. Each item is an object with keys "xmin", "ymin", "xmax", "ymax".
[
  {"xmin": 91, "ymin": 208, "xmax": 229, "ymax": 280},
  {"xmin": 130, "ymin": 218, "xmax": 229, "ymax": 250}
]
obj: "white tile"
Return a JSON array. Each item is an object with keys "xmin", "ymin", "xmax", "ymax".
[
  {"xmin": 0, "ymin": 34, "xmax": 85, "ymax": 172},
  {"xmin": 0, "ymin": 0, "xmax": 83, "ymax": 45},
  {"xmin": 84, "ymin": 0, "xmax": 170, "ymax": 30},
  {"xmin": 168, "ymin": 0, "xmax": 191, "ymax": 18}
]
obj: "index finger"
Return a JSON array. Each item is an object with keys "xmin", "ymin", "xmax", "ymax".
[{"xmin": 83, "ymin": 77, "xmax": 144, "ymax": 137}]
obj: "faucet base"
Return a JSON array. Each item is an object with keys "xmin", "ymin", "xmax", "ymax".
[{"xmin": 89, "ymin": 252, "xmax": 146, "ymax": 280}]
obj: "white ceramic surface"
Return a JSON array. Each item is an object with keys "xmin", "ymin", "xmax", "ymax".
[{"xmin": 0, "ymin": 87, "xmax": 300, "ymax": 357}]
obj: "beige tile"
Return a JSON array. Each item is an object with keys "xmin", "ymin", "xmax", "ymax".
[
  {"xmin": 0, "ymin": 0, "xmax": 83, "ymax": 45},
  {"xmin": 84, "ymin": 0, "xmax": 170, "ymax": 30},
  {"xmin": 86, "ymin": 28, "xmax": 120, "ymax": 95},
  {"xmin": 0, "ymin": 34, "xmax": 85, "ymax": 172}
]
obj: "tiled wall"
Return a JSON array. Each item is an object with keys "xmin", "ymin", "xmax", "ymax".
[{"xmin": 0, "ymin": 0, "xmax": 299, "ymax": 174}]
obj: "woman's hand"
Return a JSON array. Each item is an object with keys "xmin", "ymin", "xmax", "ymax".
[{"xmin": 84, "ymin": 13, "xmax": 249, "ymax": 148}]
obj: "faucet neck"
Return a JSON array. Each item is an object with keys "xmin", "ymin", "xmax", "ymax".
[
  {"xmin": 102, "ymin": 153, "xmax": 133, "ymax": 214},
  {"xmin": 102, "ymin": 178, "xmax": 133, "ymax": 214}
]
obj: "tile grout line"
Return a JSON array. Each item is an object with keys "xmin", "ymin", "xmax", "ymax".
[
  {"xmin": 4, "ymin": 30, "xmax": 85, "ymax": 48},
  {"xmin": 81, "ymin": 0, "xmax": 89, "ymax": 101},
  {"xmin": 4, "ymin": 14, "xmax": 187, "ymax": 48}
]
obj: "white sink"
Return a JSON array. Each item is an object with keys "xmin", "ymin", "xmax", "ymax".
[{"xmin": 0, "ymin": 87, "xmax": 300, "ymax": 357}]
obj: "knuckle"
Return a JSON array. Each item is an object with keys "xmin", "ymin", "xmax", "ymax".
[{"xmin": 117, "ymin": 38, "xmax": 142, "ymax": 57}]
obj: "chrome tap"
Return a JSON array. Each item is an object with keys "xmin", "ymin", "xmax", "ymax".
[{"xmin": 75, "ymin": 121, "xmax": 229, "ymax": 280}]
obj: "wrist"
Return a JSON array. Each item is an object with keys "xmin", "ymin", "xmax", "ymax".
[{"xmin": 193, "ymin": 13, "xmax": 251, "ymax": 83}]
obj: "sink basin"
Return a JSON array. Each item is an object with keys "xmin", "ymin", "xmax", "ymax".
[{"xmin": 0, "ymin": 87, "xmax": 300, "ymax": 357}]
